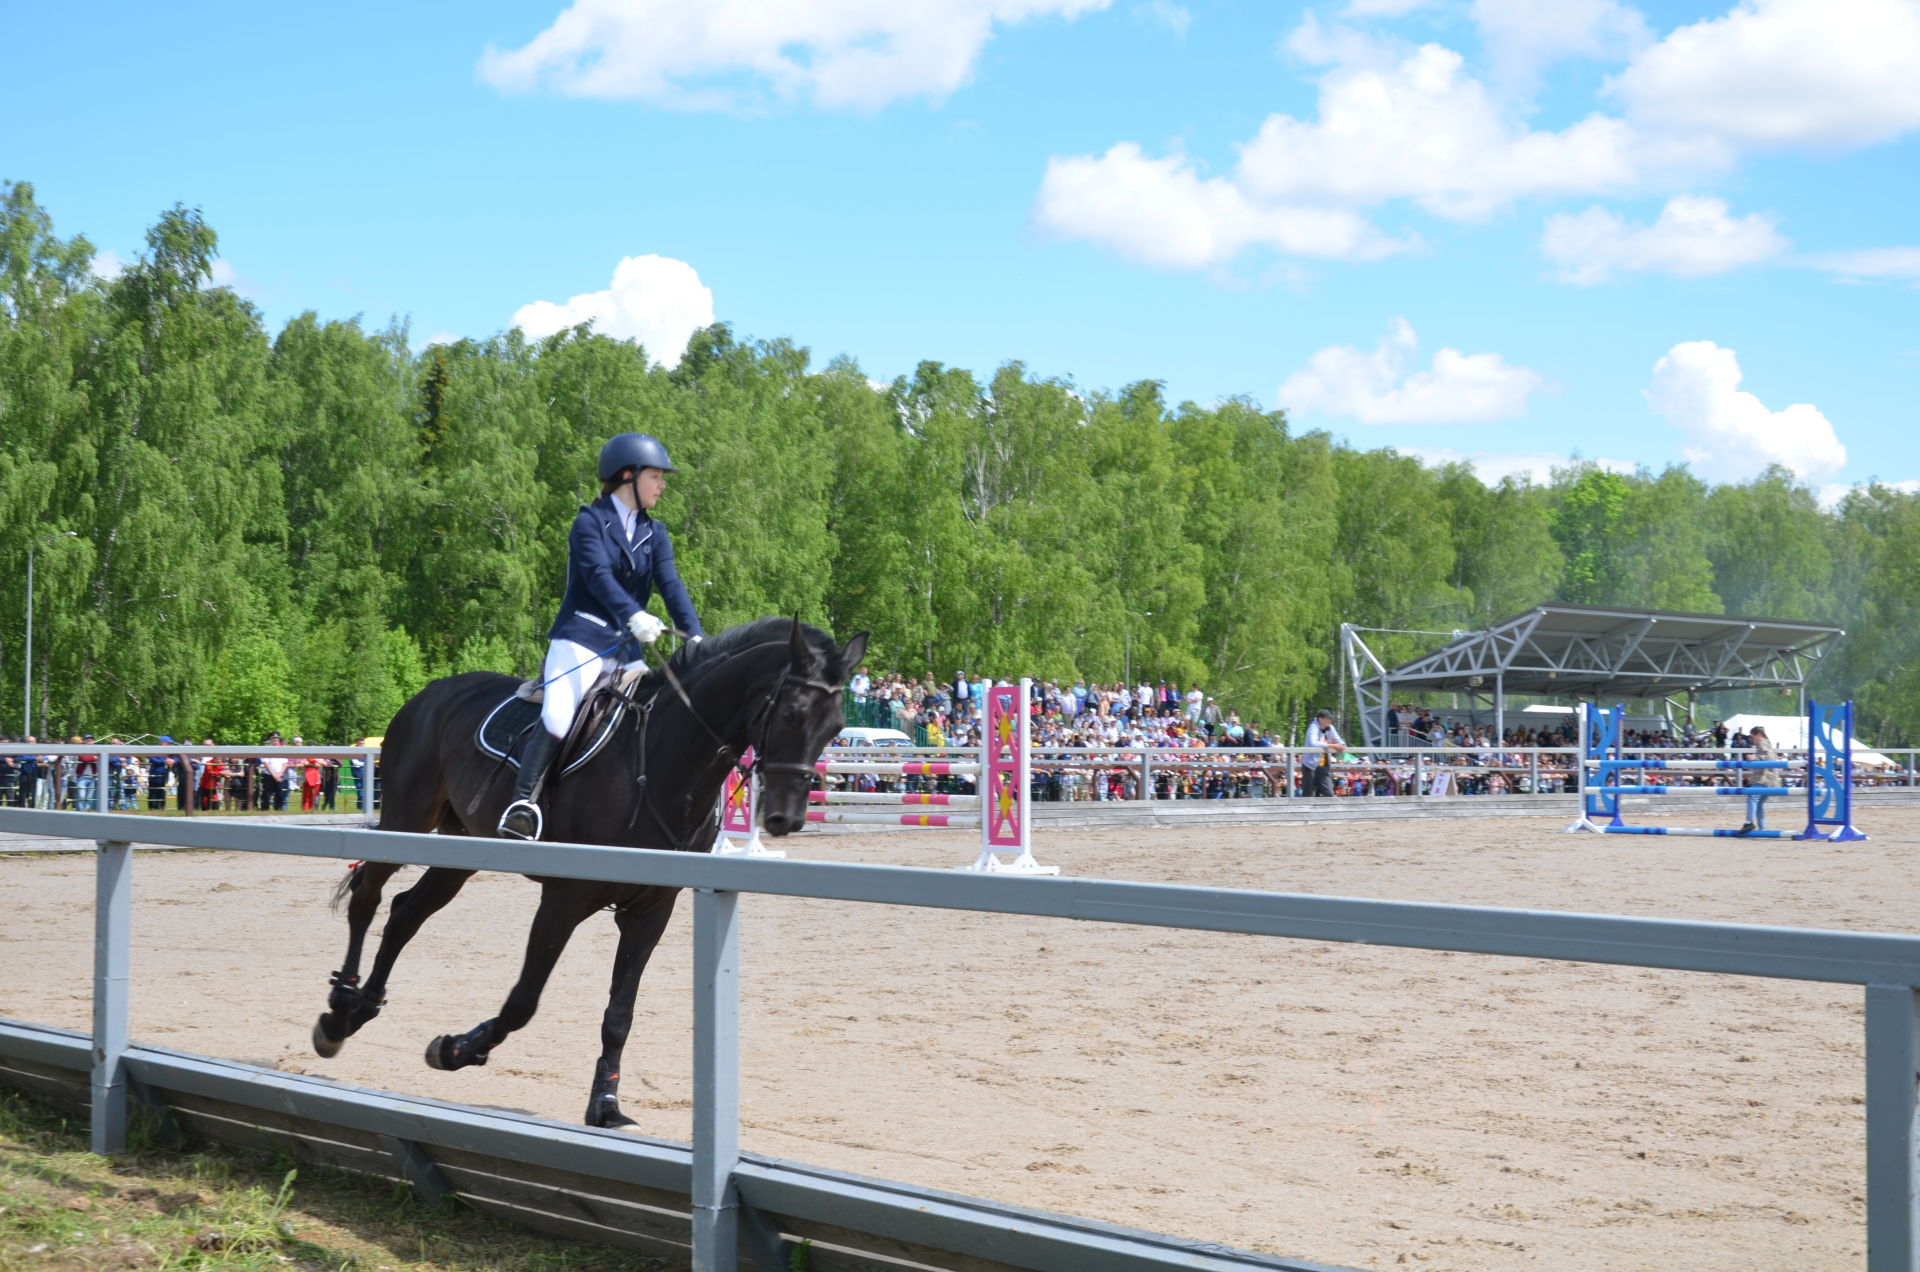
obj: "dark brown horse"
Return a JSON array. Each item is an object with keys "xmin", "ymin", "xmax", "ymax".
[{"xmin": 311, "ymin": 616, "xmax": 866, "ymax": 1127}]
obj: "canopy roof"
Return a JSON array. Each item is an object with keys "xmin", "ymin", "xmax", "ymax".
[{"xmin": 1341, "ymin": 605, "xmax": 1845, "ymax": 745}]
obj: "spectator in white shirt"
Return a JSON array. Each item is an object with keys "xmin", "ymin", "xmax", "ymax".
[{"xmin": 1302, "ymin": 709, "xmax": 1344, "ymax": 797}]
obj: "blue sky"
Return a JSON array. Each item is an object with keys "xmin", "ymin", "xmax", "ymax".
[{"xmin": 4, "ymin": 0, "xmax": 1915, "ymax": 496}]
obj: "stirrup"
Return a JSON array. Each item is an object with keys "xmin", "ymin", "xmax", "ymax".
[{"xmin": 499, "ymin": 799, "xmax": 544, "ymax": 841}]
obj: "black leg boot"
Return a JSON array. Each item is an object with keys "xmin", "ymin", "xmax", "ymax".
[{"xmin": 498, "ymin": 729, "xmax": 560, "ymax": 840}]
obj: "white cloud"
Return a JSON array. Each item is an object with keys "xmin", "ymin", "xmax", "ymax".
[
  {"xmin": 512, "ymin": 254, "xmax": 715, "ymax": 368},
  {"xmin": 1344, "ymin": 0, "xmax": 1433, "ymax": 17},
  {"xmin": 1803, "ymin": 245, "xmax": 1920, "ymax": 284},
  {"xmin": 1541, "ymin": 195, "xmax": 1787, "ymax": 283},
  {"xmin": 1817, "ymin": 478, "xmax": 1920, "ymax": 509},
  {"xmin": 1406, "ymin": 447, "xmax": 1636, "ymax": 486},
  {"xmin": 479, "ymin": 0, "xmax": 1109, "ymax": 111},
  {"xmin": 1471, "ymin": 0, "xmax": 1650, "ymax": 89},
  {"xmin": 1032, "ymin": 143, "xmax": 1416, "ymax": 268},
  {"xmin": 1034, "ymin": 34, "xmax": 1716, "ymax": 270},
  {"xmin": 204, "ymin": 258, "xmax": 258, "ymax": 298},
  {"xmin": 1820, "ymin": 480, "xmax": 1920, "ymax": 511},
  {"xmin": 1646, "ymin": 341, "xmax": 1846, "ymax": 482},
  {"xmin": 1611, "ymin": 0, "xmax": 1920, "ymax": 149},
  {"xmin": 1238, "ymin": 42, "xmax": 1703, "ymax": 220},
  {"xmin": 1279, "ymin": 318, "xmax": 1546, "ymax": 425},
  {"xmin": 90, "ymin": 248, "xmax": 126, "ymax": 281},
  {"xmin": 1133, "ymin": 0, "xmax": 1190, "ymax": 37}
]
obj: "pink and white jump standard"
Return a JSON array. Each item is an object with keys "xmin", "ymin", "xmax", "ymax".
[{"xmin": 714, "ymin": 680, "xmax": 1055, "ymax": 875}]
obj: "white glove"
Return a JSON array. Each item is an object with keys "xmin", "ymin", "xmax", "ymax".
[{"xmin": 627, "ymin": 610, "xmax": 666, "ymax": 644}]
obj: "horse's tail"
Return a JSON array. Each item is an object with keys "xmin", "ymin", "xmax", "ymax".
[{"xmin": 328, "ymin": 861, "xmax": 363, "ymax": 914}]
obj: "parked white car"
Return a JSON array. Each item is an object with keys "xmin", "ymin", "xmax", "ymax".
[{"xmin": 834, "ymin": 727, "xmax": 915, "ymax": 747}]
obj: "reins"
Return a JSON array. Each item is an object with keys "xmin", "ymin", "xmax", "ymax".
[{"xmin": 620, "ymin": 634, "xmax": 837, "ymax": 854}]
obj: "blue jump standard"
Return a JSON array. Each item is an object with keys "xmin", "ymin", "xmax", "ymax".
[
  {"xmin": 1599, "ymin": 825, "xmax": 1792, "ymax": 837},
  {"xmin": 1570, "ymin": 698, "xmax": 1866, "ymax": 842},
  {"xmin": 1594, "ymin": 785, "xmax": 1794, "ymax": 796}
]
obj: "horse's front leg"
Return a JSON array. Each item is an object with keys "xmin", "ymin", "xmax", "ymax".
[
  {"xmin": 426, "ymin": 883, "xmax": 607, "ymax": 1071},
  {"xmin": 313, "ymin": 860, "xmax": 402, "ymax": 1057},
  {"xmin": 585, "ymin": 890, "xmax": 681, "ymax": 1129}
]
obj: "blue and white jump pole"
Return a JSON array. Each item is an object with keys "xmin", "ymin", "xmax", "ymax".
[{"xmin": 1565, "ymin": 700, "xmax": 1867, "ymax": 841}]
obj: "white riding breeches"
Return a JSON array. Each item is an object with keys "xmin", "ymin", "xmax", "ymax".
[{"xmin": 541, "ymin": 639, "xmax": 613, "ymax": 741}]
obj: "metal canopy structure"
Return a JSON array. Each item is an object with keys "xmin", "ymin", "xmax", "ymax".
[{"xmin": 1341, "ymin": 604, "xmax": 1845, "ymax": 746}]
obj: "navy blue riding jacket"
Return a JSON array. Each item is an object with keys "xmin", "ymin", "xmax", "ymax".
[{"xmin": 548, "ymin": 495, "xmax": 703, "ymax": 660}]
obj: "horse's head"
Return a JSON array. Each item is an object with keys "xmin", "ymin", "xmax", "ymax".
[{"xmin": 754, "ymin": 620, "xmax": 868, "ymax": 837}]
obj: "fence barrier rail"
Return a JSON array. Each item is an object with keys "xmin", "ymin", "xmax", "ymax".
[{"xmin": 0, "ymin": 806, "xmax": 1917, "ymax": 1270}]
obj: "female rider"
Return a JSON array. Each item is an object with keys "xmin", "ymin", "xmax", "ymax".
[{"xmin": 498, "ymin": 433, "xmax": 704, "ymax": 840}]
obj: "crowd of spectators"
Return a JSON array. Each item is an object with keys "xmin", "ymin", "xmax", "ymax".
[
  {"xmin": 0, "ymin": 733, "xmax": 367, "ymax": 813},
  {"xmin": 840, "ymin": 679, "xmax": 1814, "ymax": 801},
  {"xmin": 848, "ymin": 670, "xmax": 1277, "ymax": 750}
]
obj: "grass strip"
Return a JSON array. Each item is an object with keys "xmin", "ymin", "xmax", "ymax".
[{"xmin": 0, "ymin": 1088, "xmax": 667, "ymax": 1272}]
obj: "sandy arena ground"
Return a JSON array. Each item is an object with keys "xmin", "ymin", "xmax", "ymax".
[{"xmin": 3, "ymin": 805, "xmax": 1915, "ymax": 1272}]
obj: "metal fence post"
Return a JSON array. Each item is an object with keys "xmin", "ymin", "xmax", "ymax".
[
  {"xmin": 1865, "ymin": 983, "xmax": 1920, "ymax": 1272},
  {"xmin": 692, "ymin": 887, "xmax": 742, "ymax": 1271},
  {"xmin": 1529, "ymin": 750, "xmax": 1540, "ymax": 797},
  {"xmin": 1414, "ymin": 752, "xmax": 1425, "ymax": 799},
  {"xmin": 1139, "ymin": 751, "xmax": 1152, "ymax": 801},
  {"xmin": 92, "ymin": 816, "xmax": 131, "ymax": 1156}
]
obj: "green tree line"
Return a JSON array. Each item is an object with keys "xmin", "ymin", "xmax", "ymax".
[{"xmin": 5, "ymin": 185, "xmax": 1918, "ymax": 744}]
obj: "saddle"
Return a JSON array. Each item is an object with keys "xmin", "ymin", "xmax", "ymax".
[{"xmin": 476, "ymin": 666, "xmax": 647, "ymax": 780}]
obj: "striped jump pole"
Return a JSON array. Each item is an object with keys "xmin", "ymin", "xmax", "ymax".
[
  {"xmin": 1566, "ymin": 700, "xmax": 1866, "ymax": 842},
  {"xmin": 806, "ymin": 811, "xmax": 977, "ymax": 828},
  {"xmin": 1595, "ymin": 758, "xmax": 1793, "ymax": 771},
  {"xmin": 1591, "ymin": 785, "xmax": 1796, "ymax": 797},
  {"xmin": 815, "ymin": 760, "xmax": 979, "ymax": 776},
  {"xmin": 1600, "ymin": 825, "xmax": 1795, "ymax": 838},
  {"xmin": 808, "ymin": 790, "xmax": 981, "ymax": 805}
]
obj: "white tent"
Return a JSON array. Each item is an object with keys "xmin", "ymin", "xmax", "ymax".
[{"xmin": 1721, "ymin": 713, "xmax": 1897, "ymax": 769}]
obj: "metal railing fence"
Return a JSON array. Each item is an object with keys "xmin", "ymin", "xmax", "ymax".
[
  {"xmin": 0, "ymin": 744, "xmax": 381, "ymax": 814},
  {"xmin": 0, "ymin": 806, "xmax": 1914, "ymax": 1270}
]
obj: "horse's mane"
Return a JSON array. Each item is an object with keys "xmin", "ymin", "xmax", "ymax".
[{"xmin": 650, "ymin": 615, "xmax": 837, "ymax": 688}]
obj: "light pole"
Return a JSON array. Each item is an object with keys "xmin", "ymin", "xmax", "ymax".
[
  {"xmin": 1124, "ymin": 610, "xmax": 1153, "ymax": 688},
  {"xmin": 24, "ymin": 531, "xmax": 77, "ymax": 738}
]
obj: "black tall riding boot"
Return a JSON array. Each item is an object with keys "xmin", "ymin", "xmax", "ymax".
[{"xmin": 498, "ymin": 729, "xmax": 561, "ymax": 840}]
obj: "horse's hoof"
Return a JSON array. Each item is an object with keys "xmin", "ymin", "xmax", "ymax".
[
  {"xmin": 312, "ymin": 1015, "xmax": 345, "ymax": 1059},
  {"xmin": 584, "ymin": 1101, "xmax": 637, "ymax": 1130},
  {"xmin": 425, "ymin": 1034, "xmax": 488, "ymax": 1070}
]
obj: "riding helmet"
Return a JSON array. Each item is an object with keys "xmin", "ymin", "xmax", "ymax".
[{"xmin": 598, "ymin": 432, "xmax": 677, "ymax": 480}]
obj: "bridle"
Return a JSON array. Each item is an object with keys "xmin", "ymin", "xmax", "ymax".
[{"xmin": 617, "ymin": 634, "xmax": 840, "ymax": 851}]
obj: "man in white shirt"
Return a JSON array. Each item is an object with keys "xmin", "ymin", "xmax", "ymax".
[
  {"xmin": 1302, "ymin": 709, "xmax": 1344, "ymax": 797},
  {"xmin": 850, "ymin": 667, "xmax": 871, "ymax": 703}
]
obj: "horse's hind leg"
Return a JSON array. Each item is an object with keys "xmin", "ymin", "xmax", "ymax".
[
  {"xmin": 426, "ymin": 883, "xmax": 606, "ymax": 1071},
  {"xmin": 313, "ymin": 860, "xmax": 402, "ymax": 1057},
  {"xmin": 585, "ymin": 890, "xmax": 680, "ymax": 1129},
  {"xmin": 312, "ymin": 865, "xmax": 475, "ymax": 1056}
]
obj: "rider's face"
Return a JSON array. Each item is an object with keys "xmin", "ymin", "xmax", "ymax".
[{"xmin": 634, "ymin": 467, "xmax": 666, "ymax": 510}]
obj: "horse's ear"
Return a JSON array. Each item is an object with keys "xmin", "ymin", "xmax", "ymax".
[
  {"xmin": 789, "ymin": 614, "xmax": 821, "ymax": 676},
  {"xmin": 837, "ymin": 631, "xmax": 869, "ymax": 679}
]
